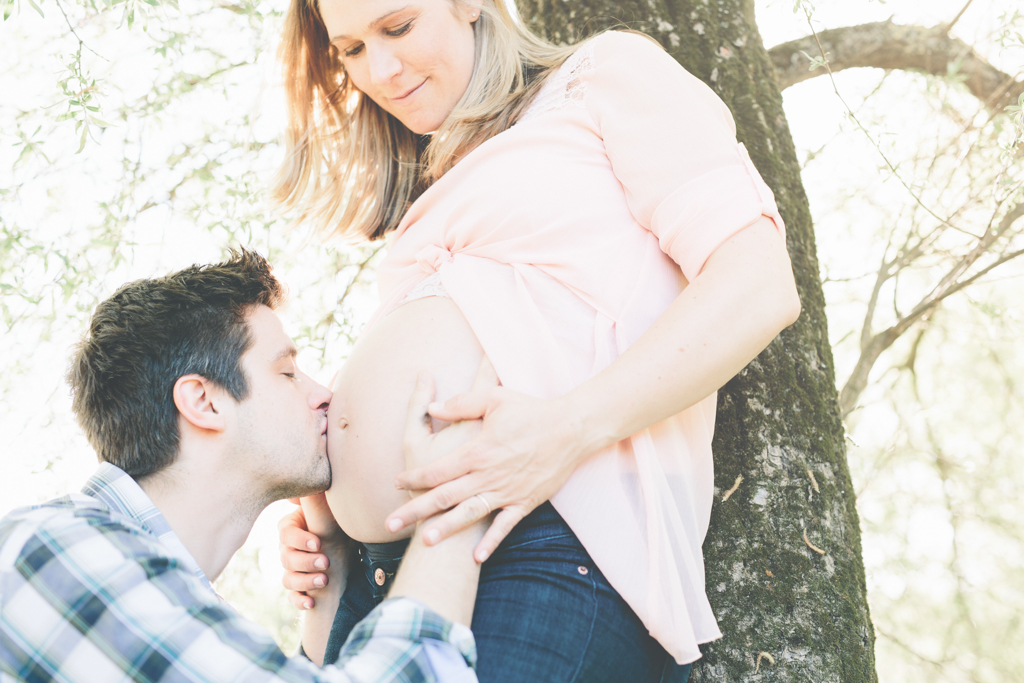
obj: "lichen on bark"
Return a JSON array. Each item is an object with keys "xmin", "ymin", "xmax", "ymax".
[{"xmin": 519, "ymin": 0, "xmax": 877, "ymax": 679}]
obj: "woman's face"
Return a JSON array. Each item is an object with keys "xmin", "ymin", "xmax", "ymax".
[{"xmin": 318, "ymin": 0, "xmax": 479, "ymax": 135}]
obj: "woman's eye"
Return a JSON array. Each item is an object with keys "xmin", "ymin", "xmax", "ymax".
[
  {"xmin": 343, "ymin": 44, "xmax": 364, "ymax": 58},
  {"xmin": 385, "ymin": 21, "xmax": 413, "ymax": 37}
]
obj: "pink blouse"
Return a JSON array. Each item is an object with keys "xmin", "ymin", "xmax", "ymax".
[{"xmin": 367, "ymin": 31, "xmax": 784, "ymax": 664}]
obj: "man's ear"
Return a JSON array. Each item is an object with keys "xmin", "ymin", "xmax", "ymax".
[{"xmin": 173, "ymin": 374, "xmax": 227, "ymax": 433}]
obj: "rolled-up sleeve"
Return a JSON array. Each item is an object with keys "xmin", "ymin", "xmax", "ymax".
[{"xmin": 582, "ymin": 31, "xmax": 785, "ymax": 282}]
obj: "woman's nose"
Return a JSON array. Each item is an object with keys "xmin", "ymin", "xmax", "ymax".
[{"xmin": 367, "ymin": 45, "xmax": 402, "ymax": 86}]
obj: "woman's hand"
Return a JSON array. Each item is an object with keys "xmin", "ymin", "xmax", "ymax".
[
  {"xmin": 386, "ymin": 386, "xmax": 597, "ymax": 563},
  {"xmin": 279, "ymin": 357, "xmax": 501, "ymax": 603},
  {"xmin": 278, "ymin": 493, "xmax": 352, "ymax": 610},
  {"xmin": 387, "ymin": 220, "xmax": 800, "ymax": 562}
]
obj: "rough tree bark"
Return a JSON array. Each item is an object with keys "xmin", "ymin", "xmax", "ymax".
[
  {"xmin": 517, "ymin": 1, "xmax": 877, "ymax": 680},
  {"xmin": 768, "ymin": 21, "xmax": 1024, "ymax": 113}
]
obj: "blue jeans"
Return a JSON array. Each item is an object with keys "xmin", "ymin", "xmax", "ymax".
[{"xmin": 324, "ymin": 503, "xmax": 692, "ymax": 683}]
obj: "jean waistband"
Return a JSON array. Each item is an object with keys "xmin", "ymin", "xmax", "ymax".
[
  {"xmin": 355, "ymin": 501, "xmax": 577, "ymax": 599},
  {"xmin": 361, "ymin": 537, "xmax": 411, "ymax": 563},
  {"xmin": 492, "ymin": 501, "xmax": 578, "ymax": 550}
]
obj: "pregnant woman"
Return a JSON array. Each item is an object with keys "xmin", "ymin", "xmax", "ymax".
[{"xmin": 274, "ymin": 0, "xmax": 800, "ymax": 680}]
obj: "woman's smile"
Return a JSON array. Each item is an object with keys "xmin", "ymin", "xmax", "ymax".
[
  {"xmin": 392, "ymin": 79, "xmax": 428, "ymax": 104},
  {"xmin": 317, "ymin": 0, "xmax": 479, "ymax": 134}
]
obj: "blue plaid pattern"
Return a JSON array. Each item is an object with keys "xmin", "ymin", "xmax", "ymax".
[{"xmin": 0, "ymin": 464, "xmax": 477, "ymax": 683}]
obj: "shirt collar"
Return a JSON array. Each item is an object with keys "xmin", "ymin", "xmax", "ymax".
[{"xmin": 82, "ymin": 462, "xmax": 211, "ymax": 590}]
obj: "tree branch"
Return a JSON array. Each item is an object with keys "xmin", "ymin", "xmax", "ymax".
[
  {"xmin": 54, "ymin": 0, "xmax": 108, "ymax": 61},
  {"xmin": 943, "ymin": 0, "xmax": 975, "ymax": 33},
  {"xmin": 839, "ymin": 201, "xmax": 1024, "ymax": 416},
  {"xmin": 769, "ymin": 21, "xmax": 1023, "ymax": 113}
]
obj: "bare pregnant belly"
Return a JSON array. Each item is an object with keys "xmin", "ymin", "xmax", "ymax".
[{"xmin": 325, "ymin": 296, "xmax": 485, "ymax": 543}]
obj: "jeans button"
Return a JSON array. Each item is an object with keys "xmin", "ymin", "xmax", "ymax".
[
  {"xmin": 374, "ymin": 568, "xmax": 386, "ymax": 585},
  {"xmin": 577, "ymin": 566, "xmax": 589, "ymax": 575}
]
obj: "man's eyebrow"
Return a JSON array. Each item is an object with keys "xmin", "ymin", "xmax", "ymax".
[
  {"xmin": 330, "ymin": 5, "xmax": 411, "ymax": 42},
  {"xmin": 270, "ymin": 345, "xmax": 299, "ymax": 364}
]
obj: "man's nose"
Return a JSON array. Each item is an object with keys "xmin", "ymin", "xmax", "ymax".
[
  {"xmin": 306, "ymin": 373, "xmax": 332, "ymax": 411},
  {"xmin": 367, "ymin": 45, "xmax": 402, "ymax": 86}
]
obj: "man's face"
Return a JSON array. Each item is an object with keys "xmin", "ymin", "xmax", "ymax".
[{"xmin": 230, "ymin": 305, "xmax": 333, "ymax": 501}]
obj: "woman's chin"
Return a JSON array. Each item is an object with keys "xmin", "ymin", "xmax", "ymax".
[
  {"xmin": 403, "ymin": 117, "xmax": 444, "ymax": 136},
  {"xmin": 394, "ymin": 104, "xmax": 452, "ymax": 136}
]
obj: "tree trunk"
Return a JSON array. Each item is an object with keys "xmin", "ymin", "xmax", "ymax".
[{"xmin": 517, "ymin": 1, "xmax": 878, "ymax": 680}]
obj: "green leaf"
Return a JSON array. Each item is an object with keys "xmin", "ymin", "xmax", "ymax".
[
  {"xmin": 89, "ymin": 116, "xmax": 113, "ymax": 127},
  {"xmin": 127, "ymin": 5, "xmax": 134, "ymax": 28},
  {"xmin": 798, "ymin": 49, "xmax": 828, "ymax": 72},
  {"xmin": 77, "ymin": 123, "xmax": 88, "ymax": 153},
  {"xmin": 55, "ymin": 111, "xmax": 76, "ymax": 122},
  {"xmin": 15, "ymin": 145, "xmax": 34, "ymax": 167},
  {"xmin": 25, "ymin": 0, "xmax": 43, "ymax": 17}
]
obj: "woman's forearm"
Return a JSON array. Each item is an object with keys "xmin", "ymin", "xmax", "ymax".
[
  {"xmin": 389, "ymin": 517, "xmax": 489, "ymax": 627},
  {"xmin": 564, "ymin": 216, "xmax": 801, "ymax": 457},
  {"xmin": 299, "ymin": 554, "xmax": 346, "ymax": 666}
]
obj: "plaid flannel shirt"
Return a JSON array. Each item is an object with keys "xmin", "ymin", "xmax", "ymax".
[{"xmin": 0, "ymin": 463, "xmax": 477, "ymax": 683}]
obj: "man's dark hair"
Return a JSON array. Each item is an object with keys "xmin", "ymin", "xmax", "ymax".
[{"xmin": 67, "ymin": 249, "xmax": 284, "ymax": 479}]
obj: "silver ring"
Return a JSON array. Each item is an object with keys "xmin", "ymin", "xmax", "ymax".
[{"xmin": 474, "ymin": 493, "xmax": 492, "ymax": 516}]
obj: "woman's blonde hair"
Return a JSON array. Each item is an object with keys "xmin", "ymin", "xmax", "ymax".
[{"xmin": 273, "ymin": 0, "xmax": 580, "ymax": 241}]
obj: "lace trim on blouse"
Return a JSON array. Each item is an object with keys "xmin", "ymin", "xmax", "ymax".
[
  {"xmin": 518, "ymin": 41, "xmax": 596, "ymax": 125},
  {"xmin": 398, "ymin": 271, "xmax": 450, "ymax": 306}
]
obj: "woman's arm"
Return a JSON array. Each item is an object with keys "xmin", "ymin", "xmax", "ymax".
[
  {"xmin": 387, "ymin": 215, "xmax": 800, "ymax": 559},
  {"xmin": 279, "ymin": 495, "xmax": 351, "ymax": 666},
  {"xmin": 570, "ymin": 215, "xmax": 800, "ymax": 450}
]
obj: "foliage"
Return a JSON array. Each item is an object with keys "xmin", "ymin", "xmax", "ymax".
[
  {"xmin": 0, "ymin": 0, "xmax": 381, "ymax": 391},
  {"xmin": 0, "ymin": 0, "xmax": 381, "ymax": 641}
]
